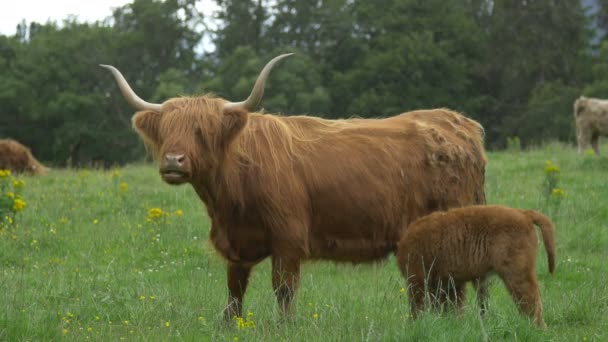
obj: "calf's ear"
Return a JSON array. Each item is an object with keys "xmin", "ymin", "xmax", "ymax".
[
  {"xmin": 132, "ymin": 110, "xmax": 162, "ymax": 155},
  {"xmin": 221, "ymin": 108, "xmax": 249, "ymax": 146}
]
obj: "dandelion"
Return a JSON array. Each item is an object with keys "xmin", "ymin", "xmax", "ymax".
[
  {"xmin": 112, "ymin": 169, "xmax": 120, "ymax": 178},
  {"xmin": 6, "ymin": 192, "xmax": 15, "ymax": 199},
  {"xmin": 0, "ymin": 169, "xmax": 11, "ymax": 178},
  {"xmin": 165, "ymin": 321, "xmax": 171, "ymax": 327},
  {"xmin": 400, "ymin": 287, "xmax": 406, "ymax": 294},
  {"xmin": 95, "ymin": 315, "xmax": 101, "ymax": 321},
  {"xmin": 174, "ymin": 209, "xmax": 183, "ymax": 216},
  {"xmin": 123, "ymin": 320, "xmax": 129, "ymax": 326},
  {"xmin": 87, "ymin": 327, "xmax": 93, "ymax": 333},
  {"xmin": 12, "ymin": 198, "xmax": 26, "ymax": 212},
  {"xmin": 93, "ymin": 219, "xmax": 99, "ymax": 225},
  {"xmin": 119, "ymin": 182, "xmax": 129, "ymax": 192},
  {"xmin": 234, "ymin": 337, "xmax": 239, "ymax": 342},
  {"xmin": 62, "ymin": 328, "xmax": 69, "ymax": 335},
  {"xmin": 139, "ymin": 295, "xmax": 146, "ymax": 301},
  {"xmin": 313, "ymin": 313, "xmax": 319, "ymax": 319}
]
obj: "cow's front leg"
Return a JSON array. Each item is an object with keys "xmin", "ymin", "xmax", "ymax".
[
  {"xmin": 224, "ymin": 262, "xmax": 252, "ymax": 321},
  {"xmin": 271, "ymin": 254, "xmax": 301, "ymax": 318}
]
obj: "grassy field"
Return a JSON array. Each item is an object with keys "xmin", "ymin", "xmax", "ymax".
[{"xmin": 1, "ymin": 142, "xmax": 607, "ymax": 341}]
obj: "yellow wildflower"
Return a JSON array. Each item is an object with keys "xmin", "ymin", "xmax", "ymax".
[
  {"xmin": 174, "ymin": 209, "xmax": 184, "ymax": 216},
  {"xmin": 165, "ymin": 321, "xmax": 170, "ymax": 327},
  {"xmin": 112, "ymin": 169, "xmax": 120, "ymax": 178},
  {"xmin": 12, "ymin": 179, "xmax": 25, "ymax": 189},
  {"xmin": 544, "ymin": 161, "xmax": 560, "ymax": 174},
  {"xmin": 400, "ymin": 287, "xmax": 406, "ymax": 294},
  {"xmin": 313, "ymin": 313, "xmax": 319, "ymax": 319},
  {"xmin": 62, "ymin": 328, "xmax": 69, "ymax": 335},
  {"xmin": 119, "ymin": 182, "xmax": 129, "ymax": 192},
  {"xmin": 93, "ymin": 219, "xmax": 99, "ymax": 225},
  {"xmin": 148, "ymin": 208, "xmax": 164, "ymax": 219},
  {"xmin": 13, "ymin": 198, "xmax": 26, "ymax": 212},
  {"xmin": 0, "ymin": 169, "xmax": 11, "ymax": 178},
  {"xmin": 6, "ymin": 192, "xmax": 15, "ymax": 199},
  {"xmin": 551, "ymin": 188, "xmax": 566, "ymax": 199}
]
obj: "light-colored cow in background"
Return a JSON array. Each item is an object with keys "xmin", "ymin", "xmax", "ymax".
[{"xmin": 574, "ymin": 96, "xmax": 608, "ymax": 154}]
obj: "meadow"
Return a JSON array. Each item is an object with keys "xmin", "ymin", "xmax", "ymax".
[{"xmin": 1, "ymin": 142, "xmax": 607, "ymax": 341}]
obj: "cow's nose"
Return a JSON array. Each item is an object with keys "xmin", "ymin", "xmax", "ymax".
[{"xmin": 165, "ymin": 153, "xmax": 185, "ymax": 166}]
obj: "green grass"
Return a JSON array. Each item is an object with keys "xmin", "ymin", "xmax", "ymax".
[{"xmin": 1, "ymin": 142, "xmax": 607, "ymax": 341}]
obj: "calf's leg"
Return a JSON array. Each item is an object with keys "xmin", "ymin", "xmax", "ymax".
[
  {"xmin": 500, "ymin": 267, "xmax": 546, "ymax": 328},
  {"xmin": 474, "ymin": 276, "xmax": 490, "ymax": 317}
]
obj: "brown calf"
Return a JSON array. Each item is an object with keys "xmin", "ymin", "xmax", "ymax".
[{"xmin": 397, "ymin": 205, "xmax": 555, "ymax": 328}]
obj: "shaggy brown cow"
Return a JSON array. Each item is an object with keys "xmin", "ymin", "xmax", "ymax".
[
  {"xmin": 573, "ymin": 96, "xmax": 608, "ymax": 154},
  {"xmin": 397, "ymin": 205, "xmax": 555, "ymax": 328},
  {"xmin": 101, "ymin": 54, "xmax": 487, "ymax": 319},
  {"xmin": 0, "ymin": 139, "xmax": 47, "ymax": 175}
]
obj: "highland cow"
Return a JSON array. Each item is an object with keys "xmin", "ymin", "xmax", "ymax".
[
  {"xmin": 101, "ymin": 54, "xmax": 487, "ymax": 319},
  {"xmin": 397, "ymin": 205, "xmax": 555, "ymax": 328},
  {"xmin": 573, "ymin": 96, "xmax": 608, "ymax": 154},
  {"xmin": 0, "ymin": 139, "xmax": 47, "ymax": 175}
]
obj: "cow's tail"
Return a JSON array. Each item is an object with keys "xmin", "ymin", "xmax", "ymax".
[{"xmin": 523, "ymin": 210, "xmax": 556, "ymax": 275}]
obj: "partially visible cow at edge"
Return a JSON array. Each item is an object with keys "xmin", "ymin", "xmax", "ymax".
[
  {"xmin": 0, "ymin": 139, "xmax": 48, "ymax": 175},
  {"xmin": 101, "ymin": 54, "xmax": 487, "ymax": 320},
  {"xmin": 574, "ymin": 96, "xmax": 608, "ymax": 155}
]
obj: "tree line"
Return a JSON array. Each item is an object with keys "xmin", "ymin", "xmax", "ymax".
[{"xmin": 1, "ymin": 0, "xmax": 607, "ymax": 166}]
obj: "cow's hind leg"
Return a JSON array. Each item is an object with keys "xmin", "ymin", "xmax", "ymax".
[
  {"xmin": 224, "ymin": 263, "xmax": 252, "ymax": 321},
  {"xmin": 271, "ymin": 254, "xmax": 301, "ymax": 318}
]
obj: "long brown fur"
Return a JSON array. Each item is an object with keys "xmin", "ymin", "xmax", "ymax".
[
  {"xmin": 574, "ymin": 96, "xmax": 608, "ymax": 154},
  {"xmin": 0, "ymin": 139, "xmax": 48, "ymax": 175},
  {"xmin": 397, "ymin": 205, "xmax": 556, "ymax": 328},
  {"xmin": 131, "ymin": 95, "xmax": 487, "ymax": 319}
]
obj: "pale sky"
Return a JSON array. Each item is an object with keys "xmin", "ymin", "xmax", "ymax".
[{"xmin": 0, "ymin": 0, "xmax": 218, "ymax": 35}]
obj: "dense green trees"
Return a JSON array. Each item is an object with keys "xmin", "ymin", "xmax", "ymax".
[{"xmin": 0, "ymin": 0, "xmax": 604, "ymax": 165}]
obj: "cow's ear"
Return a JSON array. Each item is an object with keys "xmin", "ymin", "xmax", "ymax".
[
  {"xmin": 132, "ymin": 110, "xmax": 162, "ymax": 151},
  {"xmin": 221, "ymin": 108, "xmax": 248, "ymax": 146}
]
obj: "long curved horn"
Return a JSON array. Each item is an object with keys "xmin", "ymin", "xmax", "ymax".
[
  {"xmin": 100, "ymin": 64, "xmax": 162, "ymax": 112},
  {"xmin": 224, "ymin": 53, "xmax": 293, "ymax": 111}
]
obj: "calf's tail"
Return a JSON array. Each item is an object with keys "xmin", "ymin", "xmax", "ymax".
[{"xmin": 523, "ymin": 210, "xmax": 556, "ymax": 275}]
